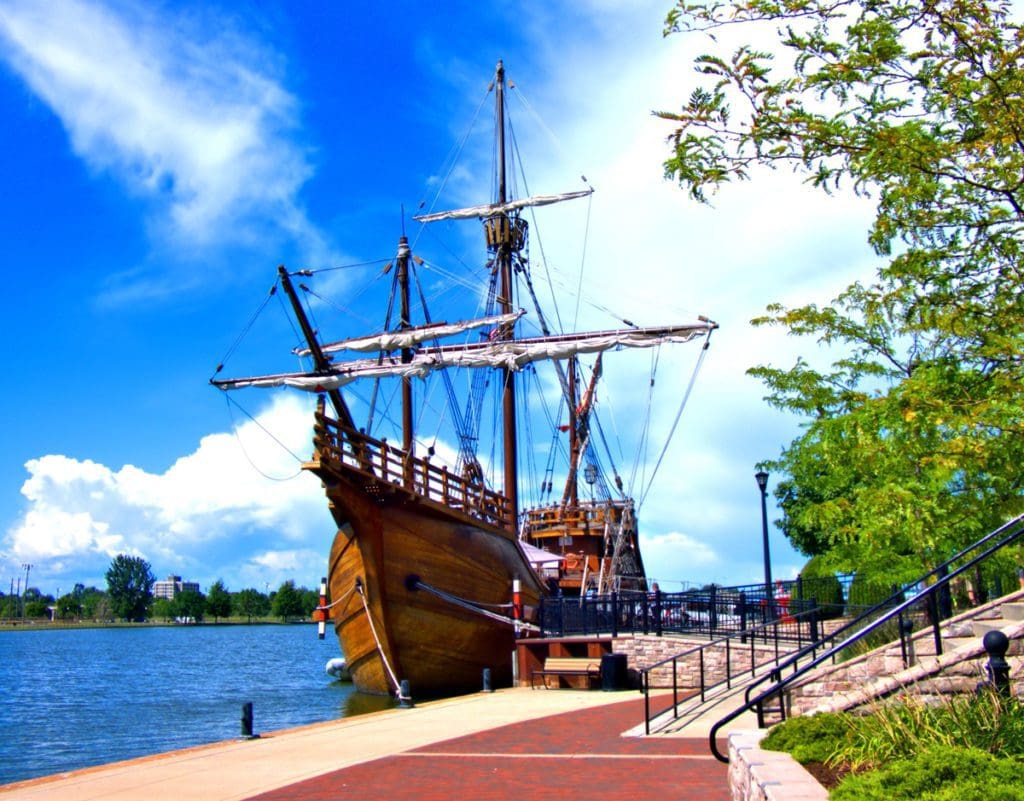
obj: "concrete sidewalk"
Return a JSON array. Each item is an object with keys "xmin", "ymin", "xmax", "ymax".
[{"xmin": 0, "ymin": 689, "xmax": 753, "ymax": 801}]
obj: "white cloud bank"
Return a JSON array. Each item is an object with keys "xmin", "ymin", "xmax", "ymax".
[{"xmin": 3, "ymin": 394, "xmax": 332, "ymax": 592}]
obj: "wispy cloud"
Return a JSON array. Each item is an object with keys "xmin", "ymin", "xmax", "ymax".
[{"xmin": 0, "ymin": 0, "xmax": 329, "ymax": 265}]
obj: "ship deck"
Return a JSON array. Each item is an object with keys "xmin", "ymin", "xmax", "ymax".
[{"xmin": 0, "ymin": 688, "xmax": 747, "ymax": 801}]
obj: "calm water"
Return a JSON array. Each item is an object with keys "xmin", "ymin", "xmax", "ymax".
[{"xmin": 0, "ymin": 624, "xmax": 393, "ymax": 785}]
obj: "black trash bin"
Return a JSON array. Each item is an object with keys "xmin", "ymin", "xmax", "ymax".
[{"xmin": 600, "ymin": 652, "xmax": 628, "ymax": 691}]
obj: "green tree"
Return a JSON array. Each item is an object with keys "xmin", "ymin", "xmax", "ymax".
[
  {"xmin": 205, "ymin": 580, "xmax": 231, "ymax": 622},
  {"xmin": 659, "ymin": 0, "xmax": 1024, "ymax": 581},
  {"xmin": 271, "ymin": 580, "xmax": 304, "ymax": 621},
  {"xmin": 105, "ymin": 555, "xmax": 155, "ymax": 621},
  {"xmin": 300, "ymin": 587, "xmax": 320, "ymax": 617},
  {"xmin": 80, "ymin": 586, "xmax": 107, "ymax": 619},
  {"xmin": 151, "ymin": 597, "xmax": 174, "ymax": 621},
  {"xmin": 24, "ymin": 592, "xmax": 54, "ymax": 619},
  {"xmin": 234, "ymin": 588, "xmax": 270, "ymax": 622},
  {"xmin": 56, "ymin": 592, "xmax": 83, "ymax": 620},
  {"xmin": 173, "ymin": 589, "xmax": 206, "ymax": 622}
]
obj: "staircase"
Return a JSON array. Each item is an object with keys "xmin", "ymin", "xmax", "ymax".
[
  {"xmin": 638, "ymin": 588, "xmax": 1024, "ymax": 739},
  {"xmin": 788, "ymin": 588, "xmax": 1024, "ymax": 716}
]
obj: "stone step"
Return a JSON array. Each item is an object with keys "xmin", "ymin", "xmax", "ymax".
[
  {"xmin": 940, "ymin": 635, "xmax": 978, "ymax": 651},
  {"xmin": 973, "ymin": 619, "xmax": 1010, "ymax": 637},
  {"xmin": 1000, "ymin": 602, "xmax": 1024, "ymax": 621}
]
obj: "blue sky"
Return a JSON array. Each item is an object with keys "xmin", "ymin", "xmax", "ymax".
[{"xmin": 0, "ymin": 0, "xmax": 881, "ymax": 598}]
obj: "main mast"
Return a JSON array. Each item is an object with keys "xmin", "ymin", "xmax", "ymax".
[
  {"xmin": 495, "ymin": 60, "xmax": 519, "ymax": 527},
  {"xmin": 397, "ymin": 236, "xmax": 414, "ymax": 455}
]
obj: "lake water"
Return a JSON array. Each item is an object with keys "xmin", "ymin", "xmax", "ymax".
[{"xmin": 0, "ymin": 624, "xmax": 394, "ymax": 785}]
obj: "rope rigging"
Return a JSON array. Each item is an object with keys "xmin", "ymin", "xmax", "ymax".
[{"xmin": 408, "ymin": 576, "xmax": 539, "ymax": 633}]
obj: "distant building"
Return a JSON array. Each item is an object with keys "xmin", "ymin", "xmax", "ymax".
[{"xmin": 153, "ymin": 575, "xmax": 200, "ymax": 600}]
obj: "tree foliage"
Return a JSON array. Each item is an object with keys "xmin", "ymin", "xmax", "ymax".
[
  {"xmin": 205, "ymin": 579, "xmax": 231, "ymax": 622},
  {"xmin": 173, "ymin": 589, "xmax": 206, "ymax": 622},
  {"xmin": 234, "ymin": 588, "xmax": 270, "ymax": 622},
  {"xmin": 660, "ymin": 0, "xmax": 1024, "ymax": 580},
  {"xmin": 105, "ymin": 554, "xmax": 155, "ymax": 621},
  {"xmin": 271, "ymin": 580, "xmax": 304, "ymax": 621}
]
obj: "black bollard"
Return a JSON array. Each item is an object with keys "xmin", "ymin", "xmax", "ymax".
[
  {"xmin": 482, "ymin": 667, "xmax": 493, "ymax": 693},
  {"xmin": 240, "ymin": 701, "xmax": 259, "ymax": 739},
  {"xmin": 983, "ymin": 630, "xmax": 1011, "ymax": 697},
  {"xmin": 398, "ymin": 679, "xmax": 414, "ymax": 708}
]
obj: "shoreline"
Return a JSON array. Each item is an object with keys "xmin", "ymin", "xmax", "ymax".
[{"xmin": 0, "ymin": 618, "xmax": 315, "ymax": 632}]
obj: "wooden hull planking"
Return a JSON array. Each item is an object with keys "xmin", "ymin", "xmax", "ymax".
[{"xmin": 324, "ymin": 476, "xmax": 544, "ymax": 697}]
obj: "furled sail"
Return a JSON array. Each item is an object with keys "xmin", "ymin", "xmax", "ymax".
[
  {"xmin": 413, "ymin": 189, "xmax": 593, "ymax": 223},
  {"xmin": 213, "ymin": 322, "xmax": 715, "ymax": 392},
  {"xmin": 297, "ymin": 310, "xmax": 526, "ymax": 357}
]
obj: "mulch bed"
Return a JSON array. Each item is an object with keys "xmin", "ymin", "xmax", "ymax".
[{"xmin": 803, "ymin": 760, "xmax": 859, "ymax": 789}]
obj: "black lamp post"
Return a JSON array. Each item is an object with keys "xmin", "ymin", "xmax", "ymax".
[{"xmin": 755, "ymin": 470, "xmax": 773, "ymax": 612}]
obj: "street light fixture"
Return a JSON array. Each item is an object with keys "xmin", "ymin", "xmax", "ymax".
[{"xmin": 754, "ymin": 470, "xmax": 773, "ymax": 615}]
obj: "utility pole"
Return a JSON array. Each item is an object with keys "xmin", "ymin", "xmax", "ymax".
[{"xmin": 21, "ymin": 564, "xmax": 32, "ymax": 620}]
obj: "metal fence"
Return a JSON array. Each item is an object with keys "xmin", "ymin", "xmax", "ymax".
[{"xmin": 539, "ymin": 584, "xmax": 830, "ymax": 643}]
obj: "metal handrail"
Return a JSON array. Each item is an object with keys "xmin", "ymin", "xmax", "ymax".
[
  {"xmin": 707, "ymin": 512, "xmax": 1024, "ymax": 762},
  {"xmin": 638, "ymin": 605, "xmax": 821, "ymax": 734}
]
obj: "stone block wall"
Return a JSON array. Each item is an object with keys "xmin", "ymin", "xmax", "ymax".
[{"xmin": 612, "ymin": 635, "xmax": 783, "ymax": 689}]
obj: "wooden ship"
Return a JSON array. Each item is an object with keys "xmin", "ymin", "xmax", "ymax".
[{"xmin": 213, "ymin": 61, "xmax": 716, "ymax": 697}]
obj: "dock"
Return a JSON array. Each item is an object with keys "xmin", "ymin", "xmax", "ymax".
[{"xmin": 0, "ymin": 688, "xmax": 753, "ymax": 801}]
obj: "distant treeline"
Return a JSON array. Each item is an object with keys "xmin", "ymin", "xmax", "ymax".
[{"xmin": 2, "ymin": 555, "xmax": 323, "ymax": 624}]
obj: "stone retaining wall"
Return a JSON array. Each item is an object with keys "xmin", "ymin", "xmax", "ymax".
[
  {"xmin": 728, "ymin": 730, "xmax": 827, "ymax": 801},
  {"xmin": 611, "ymin": 635, "xmax": 782, "ymax": 688}
]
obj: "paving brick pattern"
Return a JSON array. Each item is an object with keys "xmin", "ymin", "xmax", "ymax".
[{"xmin": 246, "ymin": 696, "xmax": 729, "ymax": 801}]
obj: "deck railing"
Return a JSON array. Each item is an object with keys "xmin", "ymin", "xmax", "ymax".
[{"xmin": 311, "ymin": 409, "xmax": 513, "ymax": 529}]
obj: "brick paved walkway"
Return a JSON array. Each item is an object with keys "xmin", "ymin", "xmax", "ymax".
[{"xmin": 246, "ymin": 695, "xmax": 729, "ymax": 801}]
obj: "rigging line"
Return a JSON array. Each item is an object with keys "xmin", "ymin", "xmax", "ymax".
[
  {"xmin": 593, "ymin": 385, "xmax": 625, "ymax": 494},
  {"xmin": 356, "ymin": 582, "xmax": 402, "ymax": 695},
  {"xmin": 410, "ymin": 578, "xmax": 540, "ymax": 632},
  {"xmin": 301, "ymin": 284, "xmax": 379, "ymax": 332},
  {"xmin": 305, "ymin": 258, "xmax": 391, "ymax": 275},
  {"xmin": 366, "ymin": 258, "xmax": 401, "ymax": 435},
  {"xmin": 273, "ymin": 278, "xmax": 308, "ymax": 363},
  {"xmin": 221, "ymin": 393, "xmax": 306, "ymax": 480},
  {"xmin": 410, "ymin": 84, "xmax": 491, "ymax": 253},
  {"xmin": 637, "ymin": 330, "xmax": 715, "ymax": 510},
  {"xmin": 627, "ymin": 347, "xmax": 660, "ymax": 497},
  {"xmin": 318, "ymin": 583, "xmax": 357, "ymax": 611},
  {"xmin": 415, "ymin": 256, "xmax": 484, "ymax": 295},
  {"xmin": 572, "ymin": 191, "xmax": 594, "ymax": 332},
  {"xmin": 509, "ymin": 84, "xmax": 581, "ymax": 172},
  {"xmin": 410, "ymin": 259, "xmax": 477, "ymax": 467},
  {"xmin": 210, "ymin": 281, "xmax": 277, "ymax": 380}
]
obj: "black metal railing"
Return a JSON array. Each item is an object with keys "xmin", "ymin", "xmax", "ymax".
[
  {"xmin": 637, "ymin": 604, "xmax": 824, "ymax": 734},
  {"xmin": 538, "ymin": 575, "xmax": 853, "ymax": 641},
  {"xmin": 705, "ymin": 512, "xmax": 1024, "ymax": 762}
]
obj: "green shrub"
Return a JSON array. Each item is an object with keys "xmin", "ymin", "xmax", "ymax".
[
  {"xmin": 832, "ymin": 689, "xmax": 1024, "ymax": 768},
  {"xmin": 846, "ymin": 573, "xmax": 901, "ymax": 611},
  {"xmin": 831, "ymin": 746, "xmax": 1024, "ymax": 801},
  {"xmin": 797, "ymin": 557, "xmax": 845, "ymax": 621},
  {"xmin": 760, "ymin": 712, "xmax": 854, "ymax": 765}
]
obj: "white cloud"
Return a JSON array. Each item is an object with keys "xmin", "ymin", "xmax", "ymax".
[
  {"xmin": 3, "ymin": 394, "xmax": 332, "ymax": 591},
  {"xmin": 0, "ymin": 0, "xmax": 332, "ymax": 267}
]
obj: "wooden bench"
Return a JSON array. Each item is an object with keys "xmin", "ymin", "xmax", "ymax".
[{"xmin": 531, "ymin": 656, "xmax": 601, "ymax": 689}]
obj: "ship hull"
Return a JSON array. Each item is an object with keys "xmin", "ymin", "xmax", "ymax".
[
  {"xmin": 326, "ymin": 489, "xmax": 543, "ymax": 696},
  {"xmin": 307, "ymin": 414, "xmax": 545, "ymax": 697}
]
